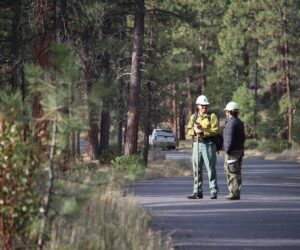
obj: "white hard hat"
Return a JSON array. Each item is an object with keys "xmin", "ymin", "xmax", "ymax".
[
  {"xmin": 195, "ymin": 95, "xmax": 209, "ymax": 105},
  {"xmin": 224, "ymin": 101, "xmax": 239, "ymax": 111}
]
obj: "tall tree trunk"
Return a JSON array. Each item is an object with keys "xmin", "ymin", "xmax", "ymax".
[
  {"xmin": 38, "ymin": 118, "xmax": 57, "ymax": 250},
  {"xmin": 124, "ymin": 0, "xmax": 144, "ymax": 155},
  {"xmin": 88, "ymin": 109, "xmax": 100, "ymax": 160},
  {"xmin": 82, "ymin": 45, "xmax": 99, "ymax": 160},
  {"xmin": 198, "ymin": 10, "xmax": 206, "ymax": 95},
  {"xmin": 115, "ymin": 11, "xmax": 127, "ymax": 154},
  {"xmin": 99, "ymin": 9, "xmax": 111, "ymax": 153},
  {"xmin": 142, "ymin": 4, "xmax": 155, "ymax": 164},
  {"xmin": 116, "ymin": 78, "xmax": 125, "ymax": 153},
  {"xmin": 253, "ymin": 42, "xmax": 259, "ymax": 136},
  {"xmin": 187, "ymin": 76, "xmax": 193, "ymax": 117},
  {"xmin": 54, "ymin": 0, "xmax": 66, "ymax": 43},
  {"xmin": 76, "ymin": 132, "xmax": 80, "ymax": 157},
  {"xmin": 270, "ymin": 82, "xmax": 276, "ymax": 100},
  {"xmin": 172, "ymin": 83, "xmax": 179, "ymax": 147},
  {"xmin": 33, "ymin": 0, "xmax": 52, "ymax": 144},
  {"xmin": 198, "ymin": 53, "xmax": 207, "ymax": 95},
  {"xmin": 282, "ymin": 0, "xmax": 292, "ymax": 142},
  {"xmin": 243, "ymin": 44, "xmax": 249, "ymax": 77},
  {"xmin": 179, "ymin": 103, "xmax": 186, "ymax": 140},
  {"xmin": 55, "ymin": 0, "xmax": 71, "ymax": 161},
  {"xmin": 143, "ymin": 80, "xmax": 151, "ymax": 164},
  {"xmin": 99, "ymin": 50, "xmax": 110, "ymax": 154},
  {"xmin": 11, "ymin": 0, "xmax": 21, "ymax": 91},
  {"xmin": 99, "ymin": 109, "xmax": 110, "ymax": 153}
]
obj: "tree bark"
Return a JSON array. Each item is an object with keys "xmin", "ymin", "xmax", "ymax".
[
  {"xmin": 124, "ymin": 0, "xmax": 144, "ymax": 155},
  {"xmin": 37, "ymin": 118, "xmax": 56, "ymax": 250},
  {"xmin": 172, "ymin": 83, "xmax": 179, "ymax": 147},
  {"xmin": 187, "ymin": 76, "xmax": 193, "ymax": 117},
  {"xmin": 142, "ymin": 80, "xmax": 151, "ymax": 164},
  {"xmin": 198, "ymin": 10, "xmax": 206, "ymax": 95},
  {"xmin": 198, "ymin": 53, "xmax": 207, "ymax": 95},
  {"xmin": 142, "ymin": 4, "xmax": 154, "ymax": 164},
  {"xmin": 99, "ymin": 9, "xmax": 111, "ymax": 153},
  {"xmin": 82, "ymin": 45, "xmax": 99, "ymax": 160},
  {"xmin": 253, "ymin": 42, "xmax": 259, "ymax": 135},
  {"xmin": 54, "ymin": 0, "xmax": 66, "ymax": 43},
  {"xmin": 116, "ymin": 78, "xmax": 125, "ymax": 153},
  {"xmin": 88, "ymin": 109, "xmax": 100, "ymax": 160},
  {"xmin": 33, "ymin": 0, "xmax": 52, "ymax": 143},
  {"xmin": 179, "ymin": 103, "xmax": 186, "ymax": 140},
  {"xmin": 243, "ymin": 44, "xmax": 249, "ymax": 77},
  {"xmin": 11, "ymin": 0, "xmax": 21, "ymax": 91},
  {"xmin": 99, "ymin": 50, "xmax": 110, "ymax": 154},
  {"xmin": 282, "ymin": 0, "xmax": 292, "ymax": 142},
  {"xmin": 99, "ymin": 109, "xmax": 110, "ymax": 153}
]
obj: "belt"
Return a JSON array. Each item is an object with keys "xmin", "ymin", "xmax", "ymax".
[{"xmin": 194, "ymin": 137, "xmax": 213, "ymax": 143}]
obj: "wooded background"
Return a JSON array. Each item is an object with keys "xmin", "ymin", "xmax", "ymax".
[
  {"xmin": 1, "ymin": 0, "xmax": 300, "ymax": 249},
  {"xmin": 1, "ymin": 0, "xmax": 300, "ymax": 162}
]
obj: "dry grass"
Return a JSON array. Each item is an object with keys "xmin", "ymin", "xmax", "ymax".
[
  {"xmin": 145, "ymin": 159, "xmax": 192, "ymax": 179},
  {"xmin": 264, "ymin": 144, "xmax": 300, "ymax": 163},
  {"xmin": 48, "ymin": 185, "xmax": 173, "ymax": 250},
  {"xmin": 177, "ymin": 139, "xmax": 193, "ymax": 152},
  {"xmin": 245, "ymin": 144, "xmax": 300, "ymax": 164},
  {"xmin": 42, "ymin": 157, "xmax": 175, "ymax": 250}
]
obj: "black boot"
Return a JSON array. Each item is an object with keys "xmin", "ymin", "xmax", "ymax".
[
  {"xmin": 187, "ymin": 192, "xmax": 203, "ymax": 199},
  {"xmin": 210, "ymin": 192, "xmax": 217, "ymax": 199},
  {"xmin": 225, "ymin": 192, "xmax": 240, "ymax": 200}
]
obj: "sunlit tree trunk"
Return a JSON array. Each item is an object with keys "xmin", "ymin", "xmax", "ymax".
[{"xmin": 124, "ymin": 0, "xmax": 144, "ymax": 155}]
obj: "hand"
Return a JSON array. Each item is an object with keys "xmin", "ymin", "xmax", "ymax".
[{"xmin": 194, "ymin": 124, "xmax": 203, "ymax": 134}]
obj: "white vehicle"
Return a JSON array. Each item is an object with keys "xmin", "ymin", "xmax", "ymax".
[{"xmin": 149, "ymin": 128, "xmax": 176, "ymax": 150}]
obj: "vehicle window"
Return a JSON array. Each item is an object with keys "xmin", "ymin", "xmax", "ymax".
[{"xmin": 155, "ymin": 130, "xmax": 174, "ymax": 136}]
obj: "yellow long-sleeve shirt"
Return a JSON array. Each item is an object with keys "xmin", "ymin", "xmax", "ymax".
[{"xmin": 187, "ymin": 112, "xmax": 219, "ymax": 138}]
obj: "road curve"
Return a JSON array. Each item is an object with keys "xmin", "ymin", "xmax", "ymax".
[{"xmin": 133, "ymin": 156, "xmax": 300, "ymax": 250}]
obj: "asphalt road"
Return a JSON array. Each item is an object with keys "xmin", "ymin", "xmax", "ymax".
[{"xmin": 133, "ymin": 154, "xmax": 300, "ymax": 250}]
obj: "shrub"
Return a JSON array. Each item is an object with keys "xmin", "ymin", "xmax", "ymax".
[
  {"xmin": 0, "ymin": 112, "xmax": 42, "ymax": 249},
  {"xmin": 99, "ymin": 144, "xmax": 122, "ymax": 164},
  {"xmin": 111, "ymin": 155, "xmax": 145, "ymax": 181},
  {"xmin": 245, "ymin": 139, "xmax": 259, "ymax": 149},
  {"xmin": 258, "ymin": 139, "xmax": 291, "ymax": 153}
]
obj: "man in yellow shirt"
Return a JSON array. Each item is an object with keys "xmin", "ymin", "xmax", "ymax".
[{"xmin": 186, "ymin": 95, "xmax": 219, "ymax": 199}]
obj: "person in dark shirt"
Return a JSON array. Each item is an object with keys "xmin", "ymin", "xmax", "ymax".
[{"xmin": 223, "ymin": 101, "xmax": 245, "ymax": 200}]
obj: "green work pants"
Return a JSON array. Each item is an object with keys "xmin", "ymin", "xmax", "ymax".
[
  {"xmin": 192, "ymin": 141, "xmax": 218, "ymax": 194},
  {"xmin": 224, "ymin": 150, "xmax": 244, "ymax": 196}
]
